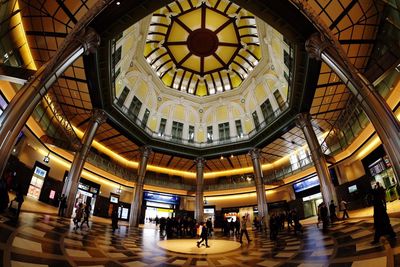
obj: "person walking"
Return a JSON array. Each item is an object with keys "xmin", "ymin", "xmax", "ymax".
[
  {"xmin": 340, "ymin": 200, "xmax": 349, "ymax": 219},
  {"xmin": 80, "ymin": 202, "xmax": 91, "ymax": 229},
  {"xmin": 0, "ymin": 178, "xmax": 9, "ymax": 213},
  {"xmin": 329, "ymin": 200, "xmax": 338, "ymax": 223},
  {"xmin": 320, "ymin": 202, "xmax": 329, "ymax": 232},
  {"xmin": 316, "ymin": 202, "xmax": 323, "ymax": 228},
  {"xmin": 58, "ymin": 194, "xmax": 67, "ymax": 217},
  {"xmin": 371, "ymin": 189, "xmax": 396, "ymax": 244},
  {"xmin": 206, "ymin": 218, "xmax": 213, "ymax": 237},
  {"xmin": 111, "ymin": 205, "xmax": 119, "ymax": 232},
  {"xmin": 14, "ymin": 185, "xmax": 24, "ymax": 219},
  {"xmin": 239, "ymin": 214, "xmax": 251, "ymax": 244},
  {"xmin": 73, "ymin": 203, "xmax": 84, "ymax": 230},
  {"xmin": 197, "ymin": 222, "xmax": 210, "ymax": 248}
]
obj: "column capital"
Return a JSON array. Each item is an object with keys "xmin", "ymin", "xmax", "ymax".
[
  {"xmin": 296, "ymin": 112, "xmax": 312, "ymax": 129},
  {"xmin": 76, "ymin": 27, "xmax": 100, "ymax": 55},
  {"xmin": 305, "ymin": 32, "xmax": 331, "ymax": 60},
  {"xmin": 195, "ymin": 157, "xmax": 206, "ymax": 168},
  {"xmin": 139, "ymin": 146, "xmax": 152, "ymax": 158},
  {"xmin": 92, "ymin": 109, "xmax": 107, "ymax": 124},
  {"xmin": 249, "ymin": 148, "xmax": 261, "ymax": 160}
]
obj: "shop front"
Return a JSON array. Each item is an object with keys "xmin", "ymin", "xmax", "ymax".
[
  {"xmin": 27, "ymin": 161, "xmax": 50, "ymax": 199},
  {"xmin": 107, "ymin": 193, "xmax": 130, "ymax": 221},
  {"xmin": 204, "ymin": 206, "xmax": 215, "ymax": 225},
  {"xmin": 71, "ymin": 176, "xmax": 100, "ymax": 215},
  {"xmin": 293, "ymin": 175, "xmax": 323, "ymax": 218},
  {"xmin": 362, "ymin": 145, "xmax": 399, "ymax": 201},
  {"xmin": 143, "ymin": 191, "xmax": 179, "ymax": 223}
]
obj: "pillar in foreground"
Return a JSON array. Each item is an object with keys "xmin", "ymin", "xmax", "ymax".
[
  {"xmin": 249, "ymin": 148, "xmax": 269, "ymax": 228},
  {"xmin": 64, "ymin": 109, "xmax": 107, "ymax": 218},
  {"xmin": 306, "ymin": 32, "xmax": 400, "ymax": 182},
  {"xmin": 130, "ymin": 146, "xmax": 152, "ymax": 227},
  {"xmin": 0, "ymin": 28, "xmax": 100, "ymax": 178},
  {"xmin": 297, "ymin": 113, "xmax": 337, "ymax": 206},
  {"xmin": 195, "ymin": 157, "xmax": 205, "ymax": 223}
]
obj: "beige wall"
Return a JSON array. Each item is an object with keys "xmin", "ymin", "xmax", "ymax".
[
  {"xmin": 205, "ymin": 185, "xmax": 294, "ymax": 210},
  {"xmin": 341, "ymin": 159, "xmax": 366, "ymax": 183}
]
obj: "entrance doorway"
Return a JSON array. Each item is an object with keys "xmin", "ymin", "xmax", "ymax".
[
  {"xmin": 27, "ymin": 162, "xmax": 49, "ymax": 199},
  {"xmin": 302, "ymin": 192, "xmax": 323, "ymax": 218}
]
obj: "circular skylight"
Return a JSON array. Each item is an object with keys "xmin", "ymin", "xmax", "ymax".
[{"xmin": 144, "ymin": 0, "xmax": 261, "ymax": 96}]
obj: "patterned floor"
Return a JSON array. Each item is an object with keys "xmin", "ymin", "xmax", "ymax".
[{"xmin": 0, "ymin": 212, "xmax": 400, "ymax": 267}]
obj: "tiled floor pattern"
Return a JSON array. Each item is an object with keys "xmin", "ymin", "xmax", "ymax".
[{"xmin": 1, "ymin": 213, "xmax": 400, "ymax": 266}]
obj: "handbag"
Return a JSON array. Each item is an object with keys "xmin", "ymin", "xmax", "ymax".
[{"xmin": 9, "ymin": 200, "xmax": 18, "ymax": 211}]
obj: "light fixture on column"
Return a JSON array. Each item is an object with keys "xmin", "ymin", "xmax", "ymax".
[
  {"xmin": 116, "ymin": 185, "xmax": 122, "ymax": 194},
  {"xmin": 43, "ymin": 152, "xmax": 50, "ymax": 163}
]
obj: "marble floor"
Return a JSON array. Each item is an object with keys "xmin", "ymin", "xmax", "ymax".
[{"xmin": 1, "ymin": 211, "xmax": 400, "ymax": 267}]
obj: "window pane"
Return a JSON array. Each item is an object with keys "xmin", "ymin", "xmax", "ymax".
[
  {"xmin": 207, "ymin": 126, "xmax": 213, "ymax": 143},
  {"xmin": 116, "ymin": 86, "xmax": 129, "ymax": 107}
]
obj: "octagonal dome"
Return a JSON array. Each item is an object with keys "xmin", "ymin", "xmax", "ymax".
[{"xmin": 144, "ymin": 0, "xmax": 262, "ymax": 96}]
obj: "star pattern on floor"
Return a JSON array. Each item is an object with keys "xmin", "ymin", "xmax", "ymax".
[{"xmin": 0, "ymin": 213, "xmax": 400, "ymax": 266}]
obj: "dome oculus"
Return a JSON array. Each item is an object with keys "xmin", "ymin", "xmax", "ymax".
[{"xmin": 144, "ymin": 0, "xmax": 261, "ymax": 96}]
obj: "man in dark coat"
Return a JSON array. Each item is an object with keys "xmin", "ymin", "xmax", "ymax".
[{"xmin": 371, "ymin": 189, "xmax": 396, "ymax": 244}]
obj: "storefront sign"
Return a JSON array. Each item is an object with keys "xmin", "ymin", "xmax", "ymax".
[
  {"xmin": 204, "ymin": 208, "xmax": 214, "ymax": 214},
  {"xmin": 293, "ymin": 176, "xmax": 320, "ymax": 193},
  {"xmin": 144, "ymin": 192, "xmax": 179, "ymax": 204},
  {"xmin": 49, "ymin": 190, "xmax": 56, "ymax": 199}
]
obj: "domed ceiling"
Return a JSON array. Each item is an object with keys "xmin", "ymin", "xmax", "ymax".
[{"xmin": 144, "ymin": 0, "xmax": 261, "ymax": 96}]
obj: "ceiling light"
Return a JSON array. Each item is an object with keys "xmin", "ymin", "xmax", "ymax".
[
  {"xmin": 231, "ymin": 154, "xmax": 234, "ymax": 158},
  {"xmin": 220, "ymin": 155, "xmax": 224, "ymax": 160},
  {"xmin": 116, "ymin": 1, "xmax": 120, "ymax": 5}
]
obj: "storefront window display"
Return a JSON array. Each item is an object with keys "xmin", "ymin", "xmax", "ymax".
[
  {"xmin": 27, "ymin": 162, "xmax": 49, "ymax": 199},
  {"xmin": 368, "ymin": 156, "xmax": 397, "ymax": 201}
]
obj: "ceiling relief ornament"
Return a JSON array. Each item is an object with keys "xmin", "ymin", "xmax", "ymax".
[{"xmin": 144, "ymin": 0, "xmax": 261, "ymax": 96}]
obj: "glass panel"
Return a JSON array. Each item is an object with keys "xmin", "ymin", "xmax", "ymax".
[
  {"xmin": 218, "ymin": 122, "xmax": 230, "ymax": 141},
  {"xmin": 188, "ymin": 125, "xmax": 195, "ymax": 143},
  {"xmin": 116, "ymin": 86, "xmax": 129, "ymax": 107},
  {"xmin": 207, "ymin": 126, "xmax": 213, "ymax": 143},
  {"xmin": 235, "ymin": 120, "xmax": 243, "ymax": 138},
  {"xmin": 252, "ymin": 111, "xmax": 260, "ymax": 131},
  {"xmin": 172, "ymin": 121, "xmax": 183, "ymax": 141},
  {"xmin": 159, "ymin": 118, "xmax": 167, "ymax": 136},
  {"xmin": 141, "ymin": 109, "xmax": 150, "ymax": 128}
]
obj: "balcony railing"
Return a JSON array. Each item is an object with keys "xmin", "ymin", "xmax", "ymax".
[
  {"xmin": 264, "ymin": 155, "xmax": 314, "ymax": 183},
  {"xmin": 114, "ymin": 100, "xmax": 290, "ymax": 148},
  {"xmin": 86, "ymin": 151, "xmax": 136, "ymax": 182}
]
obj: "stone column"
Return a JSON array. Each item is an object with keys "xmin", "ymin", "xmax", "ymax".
[
  {"xmin": 0, "ymin": 27, "xmax": 100, "ymax": 178},
  {"xmin": 130, "ymin": 146, "xmax": 152, "ymax": 227},
  {"xmin": 297, "ymin": 113, "xmax": 337, "ymax": 206},
  {"xmin": 249, "ymin": 148, "xmax": 269, "ymax": 228},
  {"xmin": 195, "ymin": 157, "xmax": 205, "ymax": 223},
  {"xmin": 64, "ymin": 109, "xmax": 107, "ymax": 218},
  {"xmin": 306, "ymin": 32, "xmax": 400, "ymax": 181}
]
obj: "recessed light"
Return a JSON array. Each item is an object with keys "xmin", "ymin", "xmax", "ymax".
[{"xmin": 116, "ymin": 1, "xmax": 120, "ymax": 6}]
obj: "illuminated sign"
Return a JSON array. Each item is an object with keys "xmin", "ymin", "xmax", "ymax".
[
  {"xmin": 293, "ymin": 176, "xmax": 320, "ymax": 193},
  {"xmin": 144, "ymin": 192, "xmax": 179, "ymax": 204},
  {"xmin": 110, "ymin": 196, "xmax": 119, "ymax": 203},
  {"xmin": 49, "ymin": 190, "xmax": 56, "ymax": 199}
]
